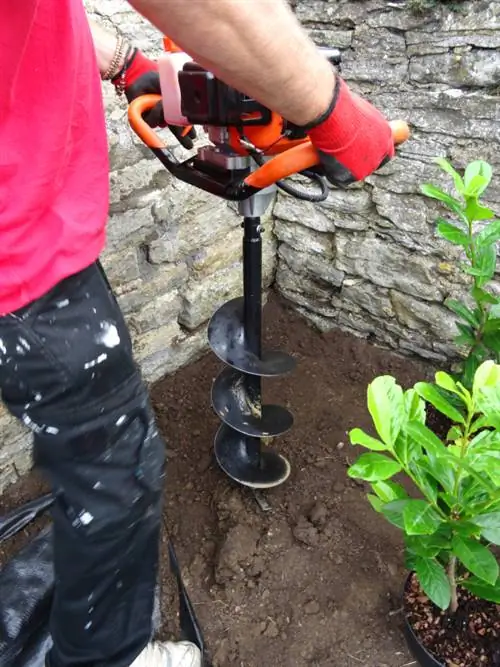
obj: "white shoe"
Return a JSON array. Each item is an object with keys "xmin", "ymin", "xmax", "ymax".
[{"xmin": 130, "ymin": 641, "xmax": 202, "ymax": 667}]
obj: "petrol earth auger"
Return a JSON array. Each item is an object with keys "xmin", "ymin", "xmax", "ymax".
[{"xmin": 128, "ymin": 45, "xmax": 409, "ymax": 502}]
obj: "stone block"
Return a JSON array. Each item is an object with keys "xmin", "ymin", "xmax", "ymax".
[
  {"xmin": 335, "ymin": 232, "xmax": 445, "ymax": 301},
  {"xmin": 278, "ymin": 244, "xmax": 345, "ymax": 288}
]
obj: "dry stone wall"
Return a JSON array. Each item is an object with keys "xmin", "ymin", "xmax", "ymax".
[
  {"xmin": 277, "ymin": 0, "xmax": 500, "ymax": 362},
  {"xmin": 1, "ymin": 0, "xmax": 499, "ymax": 491}
]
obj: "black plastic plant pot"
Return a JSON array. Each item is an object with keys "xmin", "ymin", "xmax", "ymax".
[{"xmin": 402, "ymin": 573, "xmax": 444, "ymax": 667}]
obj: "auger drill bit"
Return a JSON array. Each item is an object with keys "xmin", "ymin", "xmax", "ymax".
[{"xmin": 208, "ymin": 193, "xmax": 296, "ymax": 490}]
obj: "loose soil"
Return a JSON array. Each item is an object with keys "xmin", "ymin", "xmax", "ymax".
[
  {"xmin": 2, "ymin": 294, "xmax": 450, "ymax": 667},
  {"xmin": 405, "ymin": 573, "xmax": 500, "ymax": 667}
]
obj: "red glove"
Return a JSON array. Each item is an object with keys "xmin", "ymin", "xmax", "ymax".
[
  {"xmin": 304, "ymin": 76, "xmax": 395, "ymax": 187},
  {"xmin": 112, "ymin": 48, "xmax": 196, "ymax": 149}
]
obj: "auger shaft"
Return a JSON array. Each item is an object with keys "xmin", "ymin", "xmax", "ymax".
[{"xmin": 243, "ymin": 215, "xmax": 263, "ymax": 469}]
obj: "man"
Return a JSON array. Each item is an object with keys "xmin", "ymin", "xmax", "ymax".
[{"xmin": 0, "ymin": 2, "xmax": 396, "ymax": 667}]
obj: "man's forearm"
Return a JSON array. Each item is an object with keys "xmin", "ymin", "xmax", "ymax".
[{"xmin": 127, "ymin": 0, "xmax": 335, "ymax": 126}]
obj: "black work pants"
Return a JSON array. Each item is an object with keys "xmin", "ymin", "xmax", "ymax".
[{"xmin": 0, "ymin": 262, "xmax": 165, "ymax": 667}]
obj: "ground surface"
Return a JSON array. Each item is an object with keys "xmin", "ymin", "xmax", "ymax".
[{"xmin": 1, "ymin": 294, "xmax": 437, "ymax": 667}]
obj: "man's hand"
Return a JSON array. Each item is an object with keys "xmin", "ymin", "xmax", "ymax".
[
  {"xmin": 112, "ymin": 49, "xmax": 196, "ymax": 149},
  {"xmin": 303, "ymin": 76, "xmax": 395, "ymax": 187}
]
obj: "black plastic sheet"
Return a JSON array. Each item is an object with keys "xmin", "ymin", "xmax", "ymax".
[
  {"xmin": 0, "ymin": 496, "xmax": 206, "ymax": 667},
  {"xmin": 0, "ymin": 496, "xmax": 55, "ymax": 667}
]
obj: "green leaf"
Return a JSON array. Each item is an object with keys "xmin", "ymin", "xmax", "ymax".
[
  {"xmin": 473, "ymin": 360, "xmax": 499, "ymax": 394},
  {"xmin": 406, "ymin": 421, "xmax": 448, "ymax": 458},
  {"xmin": 404, "ymin": 499, "xmax": 443, "ymax": 535},
  {"xmin": 465, "ymin": 199, "xmax": 495, "ymax": 222},
  {"xmin": 476, "ymin": 383, "xmax": 500, "ymax": 429},
  {"xmin": 394, "ymin": 431, "xmax": 422, "ymax": 467},
  {"xmin": 445, "ymin": 299, "xmax": 479, "ymax": 327},
  {"xmin": 421, "ymin": 184, "xmax": 463, "ymax": 212},
  {"xmin": 367, "ymin": 493, "xmax": 384, "ymax": 512},
  {"xmin": 461, "ymin": 576, "xmax": 500, "ymax": 604},
  {"xmin": 414, "ymin": 557, "xmax": 452, "ymax": 610},
  {"xmin": 381, "ymin": 499, "xmax": 411, "ymax": 529},
  {"xmin": 473, "ymin": 512, "xmax": 500, "ymax": 545},
  {"xmin": 470, "ymin": 416, "xmax": 489, "ymax": 435},
  {"xmin": 409, "ymin": 461, "xmax": 438, "ymax": 505},
  {"xmin": 477, "ymin": 219, "xmax": 500, "ymax": 248},
  {"xmin": 454, "ymin": 322, "xmax": 476, "ymax": 346},
  {"xmin": 414, "ymin": 382, "xmax": 465, "ymax": 423},
  {"xmin": 447, "ymin": 425, "xmax": 463, "ymax": 441},
  {"xmin": 418, "ymin": 457, "xmax": 456, "ymax": 495},
  {"xmin": 462, "ymin": 353, "xmax": 483, "ymax": 391},
  {"xmin": 404, "ymin": 388, "xmax": 426, "ymax": 423},
  {"xmin": 436, "ymin": 219, "xmax": 470, "ymax": 246},
  {"xmin": 367, "ymin": 376, "xmax": 404, "ymax": 447},
  {"xmin": 435, "ymin": 371, "xmax": 460, "ymax": 395},
  {"xmin": 452, "ymin": 535, "xmax": 499, "ymax": 585},
  {"xmin": 347, "ymin": 453, "xmax": 402, "ymax": 482},
  {"xmin": 484, "ymin": 318, "xmax": 500, "ymax": 334},
  {"xmin": 483, "ymin": 331, "xmax": 500, "ymax": 354},
  {"xmin": 349, "ymin": 428, "xmax": 386, "ymax": 451},
  {"xmin": 464, "ymin": 160, "xmax": 492, "ymax": 197},
  {"xmin": 472, "ymin": 286, "xmax": 498, "ymax": 306},
  {"xmin": 476, "ymin": 244, "xmax": 497, "ymax": 286},
  {"xmin": 372, "ymin": 480, "xmax": 409, "ymax": 503},
  {"xmin": 434, "ymin": 157, "xmax": 465, "ymax": 194},
  {"xmin": 406, "ymin": 530, "xmax": 451, "ymax": 558},
  {"xmin": 483, "ymin": 332, "xmax": 500, "ymax": 354}
]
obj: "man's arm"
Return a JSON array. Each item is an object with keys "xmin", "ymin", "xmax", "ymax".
[{"xmin": 126, "ymin": 0, "xmax": 334, "ymax": 127}]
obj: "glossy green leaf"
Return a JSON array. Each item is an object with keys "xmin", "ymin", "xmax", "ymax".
[
  {"xmin": 347, "ymin": 453, "xmax": 402, "ymax": 482},
  {"xmin": 414, "ymin": 557, "xmax": 451, "ymax": 610},
  {"xmin": 461, "ymin": 576, "xmax": 500, "ymax": 604},
  {"xmin": 404, "ymin": 388, "xmax": 426, "ymax": 423},
  {"xmin": 483, "ymin": 332, "xmax": 500, "ymax": 354},
  {"xmin": 473, "ymin": 360, "xmax": 500, "ymax": 395},
  {"xmin": 445, "ymin": 299, "xmax": 479, "ymax": 327},
  {"xmin": 405, "ymin": 530, "xmax": 450, "ymax": 558},
  {"xmin": 473, "ymin": 512, "xmax": 500, "ymax": 545},
  {"xmin": 465, "ymin": 199, "xmax": 495, "ymax": 221},
  {"xmin": 394, "ymin": 431, "xmax": 422, "ymax": 467},
  {"xmin": 372, "ymin": 480, "xmax": 409, "ymax": 503},
  {"xmin": 367, "ymin": 376, "xmax": 404, "ymax": 447},
  {"xmin": 435, "ymin": 371, "xmax": 460, "ymax": 395},
  {"xmin": 452, "ymin": 535, "xmax": 499, "ymax": 585},
  {"xmin": 367, "ymin": 494, "xmax": 384, "ymax": 512},
  {"xmin": 409, "ymin": 461, "xmax": 438, "ymax": 505},
  {"xmin": 414, "ymin": 382, "xmax": 465, "ymax": 423},
  {"xmin": 472, "ymin": 287, "xmax": 498, "ymax": 305},
  {"xmin": 477, "ymin": 219, "xmax": 500, "ymax": 248},
  {"xmin": 418, "ymin": 457, "xmax": 456, "ymax": 495},
  {"xmin": 436, "ymin": 219, "xmax": 469, "ymax": 246},
  {"xmin": 421, "ymin": 184, "xmax": 463, "ymax": 212},
  {"xmin": 349, "ymin": 428, "xmax": 386, "ymax": 451},
  {"xmin": 381, "ymin": 499, "xmax": 411, "ymax": 530},
  {"xmin": 446, "ymin": 425, "xmax": 463, "ymax": 442},
  {"xmin": 434, "ymin": 157, "xmax": 465, "ymax": 194},
  {"xmin": 406, "ymin": 421, "xmax": 448, "ymax": 459},
  {"xmin": 476, "ymin": 244, "xmax": 497, "ymax": 286},
  {"xmin": 464, "ymin": 161, "xmax": 492, "ymax": 197},
  {"xmin": 476, "ymin": 383, "xmax": 500, "ymax": 429},
  {"xmin": 454, "ymin": 322, "xmax": 476, "ymax": 346},
  {"xmin": 403, "ymin": 499, "xmax": 443, "ymax": 535}
]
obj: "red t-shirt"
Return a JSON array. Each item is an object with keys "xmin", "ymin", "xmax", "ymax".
[{"xmin": 0, "ymin": 0, "xmax": 109, "ymax": 315}]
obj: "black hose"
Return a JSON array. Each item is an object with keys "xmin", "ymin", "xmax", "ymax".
[{"xmin": 250, "ymin": 150, "xmax": 329, "ymax": 203}]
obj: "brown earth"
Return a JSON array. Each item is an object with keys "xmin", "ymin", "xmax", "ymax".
[{"xmin": 1, "ymin": 293, "xmax": 441, "ymax": 667}]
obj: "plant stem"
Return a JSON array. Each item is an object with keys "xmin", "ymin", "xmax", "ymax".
[{"xmin": 448, "ymin": 555, "xmax": 458, "ymax": 614}]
